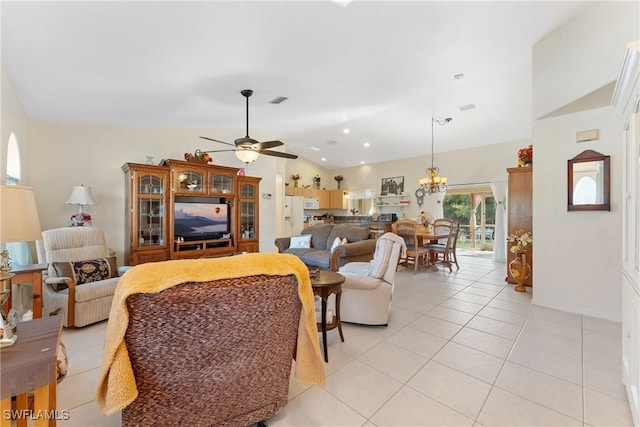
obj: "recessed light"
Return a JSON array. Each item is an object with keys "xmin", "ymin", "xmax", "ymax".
[
  {"xmin": 310, "ymin": 146, "xmax": 320, "ymax": 151},
  {"xmin": 360, "ymin": 161, "xmax": 365, "ymax": 165},
  {"xmin": 321, "ymin": 157, "xmax": 327, "ymax": 162},
  {"xmin": 343, "ymin": 128, "xmax": 350, "ymax": 134},
  {"xmin": 363, "ymin": 142, "xmax": 370, "ymax": 147}
]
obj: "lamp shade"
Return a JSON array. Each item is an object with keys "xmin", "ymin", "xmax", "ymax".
[
  {"xmin": 65, "ymin": 185, "xmax": 96, "ymax": 206},
  {"xmin": 0, "ymin": 185, "xmax": 42, "ymax": 243},
  {"xmin": 235, "ymin": 149, "xmax": 259, "ymax": 164}
]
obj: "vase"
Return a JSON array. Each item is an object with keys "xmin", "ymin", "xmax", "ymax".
[
  {"xmin": 508, "ymin": 252, "xmax": 530, "ymax": 292},
  {"xmin": 315, "ymin": 181, "xmax": 320, "ymax": 189},
  {"xmin": 293, "ymin": 180, "xmax": 299, "ymax": 188},
  {"xmin": 337, "ymin": 181, "xmax": 341, "ymax": 190}
]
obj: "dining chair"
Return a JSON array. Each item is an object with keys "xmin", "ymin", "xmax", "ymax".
[
  {"xmin": 391, "ymin": 219, "xmax": 429, "ymax": 271},
  {"xmin": 424, "ymin": 218, "xmax": 459, "ymax": 272}
]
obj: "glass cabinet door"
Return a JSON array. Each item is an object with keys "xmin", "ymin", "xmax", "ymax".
[
  {"xmin": 210, "ymin": 174, "xmax": 234, "ymax": 194},
  {"xmin": 176, "ymin": 169, "xmax": 205, "ymax": 193},
  {"xmin": 137, "ymin": 175, "xmax": 165, "ymax": 247},
  {"xmin": 239, "ymin": 183, "xmax": 256, "ymax": 239}
]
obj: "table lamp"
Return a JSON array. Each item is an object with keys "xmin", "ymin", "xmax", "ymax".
[
  {"xmin": 66, "ymin": 184, "xmax": 96, "ymax": 226},
  {"xmin": 0, "ymin": 185, "xmax": 42, "ymax": 346}
]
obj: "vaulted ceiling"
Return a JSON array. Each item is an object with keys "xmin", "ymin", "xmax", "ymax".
[{"xmin": 1, "ymin": 1, "xmax": 589, "ymax": 169}]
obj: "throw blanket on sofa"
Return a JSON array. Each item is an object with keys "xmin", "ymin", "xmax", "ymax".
[{"xmin": 96, "ymin": 253, "xmax": 325, "ymax": 415}]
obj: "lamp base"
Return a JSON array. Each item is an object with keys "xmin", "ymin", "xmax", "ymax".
[{"xmin": 0, "ymin": 334, "xmax": 17, "ymax": 347}]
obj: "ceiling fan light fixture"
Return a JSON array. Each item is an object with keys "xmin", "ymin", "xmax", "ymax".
[{"xmin": 236, "ymin": 148, "xmax": 260, "ymax": 164}]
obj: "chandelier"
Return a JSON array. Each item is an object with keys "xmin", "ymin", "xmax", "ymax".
[{"xmin": 415, "ymin": 117, "xmax": 452, "ymax": 206}]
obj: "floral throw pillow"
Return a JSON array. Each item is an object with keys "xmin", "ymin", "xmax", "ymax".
[{"xmin": 51, "ymin": 256, "xmax": 117, "ymax": 291}]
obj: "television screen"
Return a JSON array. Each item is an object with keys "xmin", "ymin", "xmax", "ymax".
[{"xmin": 174, "ymin": 200, "xmax": 229, "ymax": 240}]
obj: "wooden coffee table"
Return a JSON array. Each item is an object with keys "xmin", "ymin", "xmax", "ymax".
[{"xmin": 310, "ymin": 270, "xmax": 345, "ymax": 362}]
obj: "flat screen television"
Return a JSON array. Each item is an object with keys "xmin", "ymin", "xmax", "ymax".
[{"xmin": 174, "ymin": 196, "xmax": 230, "ymax": 241}]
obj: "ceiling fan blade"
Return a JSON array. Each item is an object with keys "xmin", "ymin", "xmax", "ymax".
[
  {"xmin": 258, "ymin": 149, "xmax": 298, "ymax": 159},
  {"xmin": 199, "ymin": 136, "xmax": 236, "ymax": 147},
  {"xmin": 199, "ymin": 149, "xmax": 236, "ymax": 153},
  {"xmin": 255, "ymin": 140, "xmax": 284, "ymax": 150}
]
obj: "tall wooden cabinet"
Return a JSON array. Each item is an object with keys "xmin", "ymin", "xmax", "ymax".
[
  {"xmin": 123, "ymin": 160, "xmax": 261, "ymax": 265},
  {"xmin": 237, "ymin": 176, "xmax": 261, "ymax": 253},
  {"xmin": 506, "ymin": 167, "xmax": 533, "ymax": 286},
  {"xmin": 122, "ymin": 164, "xmax": 171, "ymax": 265}
]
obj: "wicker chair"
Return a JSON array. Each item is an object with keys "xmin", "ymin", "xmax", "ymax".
[{"xmin": 121, "ymin": 273, "xmax": 303, "ymax": 427}]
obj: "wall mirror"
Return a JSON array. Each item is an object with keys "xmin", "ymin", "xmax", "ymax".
[{"xmin": 567, "ymin": 149, "xmax": 610, "ymax": 211}]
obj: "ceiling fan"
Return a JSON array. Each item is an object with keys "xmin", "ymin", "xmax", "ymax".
[{"xmin": 200, "ymin": 89, "xmax": 298, "ymax": 164}]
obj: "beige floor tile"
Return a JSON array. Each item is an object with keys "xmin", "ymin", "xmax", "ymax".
[
  {"xmin": 530, "ymin": 305, "xmax": 582, "ymax": 327},
  {"xmin": 439, "ymin": 298, "xmax": 485, "ymax": 315},
  {"xmin": 57, "ymin": 367, "xmax": 102, "ymax": 411},
  {"xmin": 524, "ymin": 316, "xmax": 582, "ymax": 340},
  {"xmin": 583, "ymin": 362, "xmax": 628, "ymax": 401},
  {"xmin": 425, "ymin": 305, "xmax": 476, "ymax": 325},
  {"xmin": 386, "ymin": 304, "xmax": 425, "ymax": 325},
  {"xmin": 496, "ymin": 361, "xmax": 583, "ymax": 420},
  {"xmin": 65, "ymin": 342, "xmax": 105, "ymax": 377},
  {"xmin": 370, "ymin": 386, "xmax": 474, "ymax": 426},
  {"xmin": 452, "ymin": 327, "xmax": 515, "ymax": 359},
  {"xmin": 391, "ymin": 296, "xmax": 437, "ymax": 313},
  {"xmin": 486, "ymin": 298, "xmax": 532, "ymax": 315},
  {"xmin": 582, "ymin": 315, "xmax": 621, "ymax": 336},
  {"xmin": 583, "ymin": 388, "xmax": 635, "ymax": 427},
  {"xmin": 433, "ymin": 341, "xmax": 505, "ymax": 383},
  {"xmin": 477, "ymin": 306, "xmax": 529, "ymax": 325},
  {"xmin": 478, "ymin": 387, "xmax": 582, "ymax": 426},
  {"xmin": 466, "ymin": 315, "xmax": 523, "ymax": 340},
  {"xmin": 408, "ymin": 361, "xmax": 492, "ymax": 419},
  {"xmin": 452, "ymin": 292, "xmax": 493, "ymax": 305},
  {"xmin": 409, "ymin": 314, "xmax": 462, "ymax": 340},
  {"xmin": 384, "ymin": 326, "xmax": 448, "ymax": 359},
  {"xmin": 508, "ymin": 341, "xmax": 583, "ymax": 385},
  {"xmin": 324, "ymin": 359, "xmax": 402, "ymax": 418},
  {"xmin": 60, "ymin": 400, "xmax": 121, "ymax": 427},
  {"xmin": 268, "ymin": 385, "xmax": 366, "ymax": 426},
  {"xmin": 461, "ymin": 286, "xmax": 500, "ymax": 298},
  {"xmin": 517, "ymin": 327, "xmax": 582, "ymax": 360},
  {"xmin": 358, "ymin": 341, "xmax": 428, "ymax": 383}
]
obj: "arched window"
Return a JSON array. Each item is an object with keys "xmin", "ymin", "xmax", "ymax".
[
  {"xmin": 6, "ymin": 133, "xmax": 20, "ymax": 184},
  {"xmin": 4, "ymin": 132, "xmax": 32, "ymax": 266},
  {"xmin": 573, "ymin": 176, "xmax": 597, "ymax": 205}
]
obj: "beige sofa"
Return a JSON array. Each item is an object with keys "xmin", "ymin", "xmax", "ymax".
[{"xmin": 275, "ymin": 223, "xmax": 376, "ymax": 271}]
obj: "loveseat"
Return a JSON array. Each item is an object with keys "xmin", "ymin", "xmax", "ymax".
[{"xmin": 275, "ymin": 223, "xmax": 376, "ymax": 271}]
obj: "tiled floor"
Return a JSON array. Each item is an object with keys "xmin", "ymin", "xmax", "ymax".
[{"xmin": 56, "ymin": 254, "xmax": 634, "ymax": 426}]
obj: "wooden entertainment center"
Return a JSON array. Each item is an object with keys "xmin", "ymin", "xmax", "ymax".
[{"xmin": 122, "ymin": 159, "xmax": 261, "ymax": 265}]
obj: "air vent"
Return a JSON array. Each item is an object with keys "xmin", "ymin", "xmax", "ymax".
[
  {"xmin": 325, "ymin": 140, "xmax": 338, "ymax": 145},
  {"xmin": 269, "ymin": 96, "xmax": 288, "ymax": 104},
  {"xmin": 457, "ymin": 103, "xmax": 477, "ymax": 112}
]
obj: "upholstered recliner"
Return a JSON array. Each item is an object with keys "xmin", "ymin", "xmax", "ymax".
[
  {"xmin": 36, "ymin": 227, "xmax": 123, "ymax": 327},
  {"xmin": 96, "ymin": 254, "xmax": 325, "ymax": 427},
  {"xmin": 338, "ymin": 233, "xmax": 406, "ymax": 326}
]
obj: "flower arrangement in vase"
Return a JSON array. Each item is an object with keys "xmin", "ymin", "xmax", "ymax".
[
  {"xmin": 313, "ymin": 175, "xmax": 321, "ymax": 189},
  {"xmin": 506, "ymin": 229, "xmax": 532, "ymax": 292},
  {"xmin": 517, "ymin": 144, "xmax": 533, "ymax": 167},
  {"xmin": 334, "ymin": 175, "xmax": 344, "ymax": 189},
  {"xmin": 291, "ymin": 173, "xmax": 301, "ymax": 187},
  {"xmin": 184, "ymin": 150, "xmax": 212, "ymax": 164}
]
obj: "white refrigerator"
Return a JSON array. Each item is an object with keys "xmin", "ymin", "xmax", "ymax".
[{"xmin": 283, "ymin": 196, "xmax": 304, "ymax": 237}]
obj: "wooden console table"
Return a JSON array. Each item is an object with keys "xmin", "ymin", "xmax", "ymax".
[
  {"xmin": 1, "ymin": 264, "xmax": 48, "ymax": 319},
  {"xmin": 0, "ymin": 315, "xmax": 63, "ymax": 427}
]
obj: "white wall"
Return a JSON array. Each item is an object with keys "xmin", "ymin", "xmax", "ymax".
[
  {"xmin": 533, "ymin": 1, "xmax": 640, "ymax": 119},
  {"xmin": 533, "ymin": 107, "xmax": 622, "ymax": 320},
  {"xmin": 27, "ymin": 122, "xmax": 284, "ymax": 262},
  {"xmin": 531, "ymin": 1, "xmax": 638, "ymax": 321}
]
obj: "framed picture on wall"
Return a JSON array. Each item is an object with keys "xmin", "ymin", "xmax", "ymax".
[{"xmin": 381, "ymin": 176, "xmax": 404, "ymax": 196}]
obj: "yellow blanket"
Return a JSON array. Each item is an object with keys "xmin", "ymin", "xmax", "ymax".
[{"xmin": 96, "ymin": 253, "xmax": 326, "ymax": 415}]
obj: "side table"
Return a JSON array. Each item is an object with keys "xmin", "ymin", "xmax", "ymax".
[
  {"xmin": 310, "ymin": 270, "xmax": 345, "ymax": 362},
  {"xmin": 1, "ymin": 264, "xmax": 48, "ymax": 319},
  {"xmin": 0, "ymin": 315, "xmax": 63, "ymax": 427}
]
